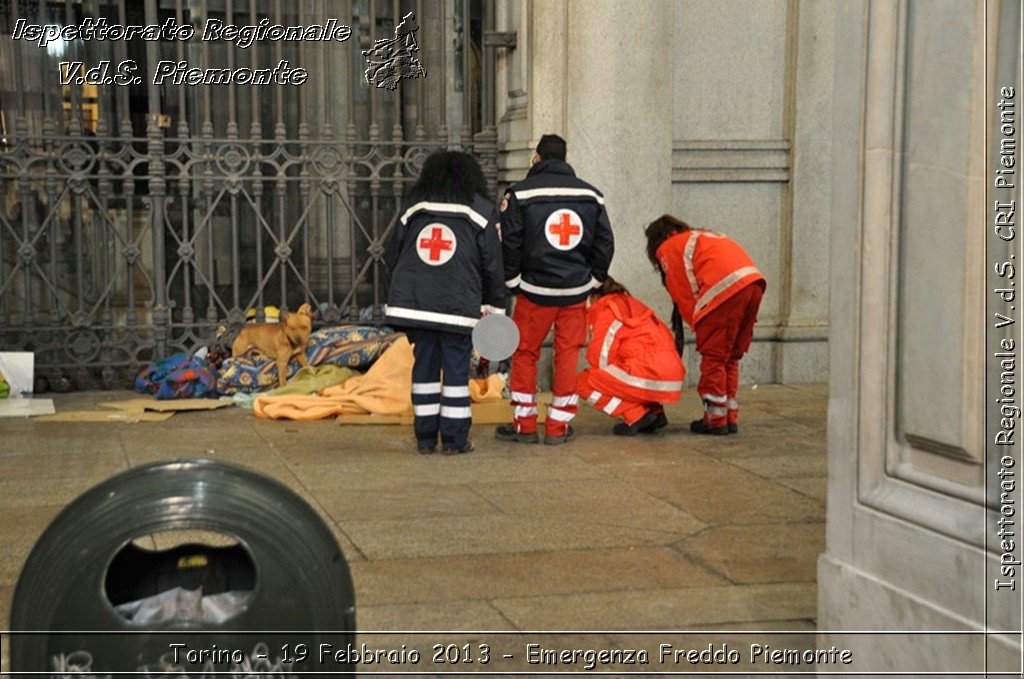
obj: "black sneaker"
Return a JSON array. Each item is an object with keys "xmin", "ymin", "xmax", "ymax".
[
  {"xmin": 495, "ymin": 424, "xmax": 540, "ymax": 444},
  {"xmin": 728, "ymin": 423, "xmax": 739, "ymax": 434},
  {"xmin": 690, "ymin": 418, "xmax": 729, "ymax": 436},
  {"xmin": 544, "ymin": 426, "xmax": 576, "ymax": 446},
  {"xmin": 442, "ymin": 441, "xmax": 475, "ymax": 455},
  {"xmin": 417, "ymin": 442, "xmax": 437, "ymax": 454},
  {"xmin": 639, "ymin": 411, "xmax": 669, "ymax": 434},
  {"xmin": 613, "ymin": 410, "xmax": 660, "ymax": 437}
]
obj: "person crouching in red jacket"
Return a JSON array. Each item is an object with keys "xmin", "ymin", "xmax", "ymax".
[
  {"xmin": 645, "ymin": 214, "xmax": 766, "ymax": 435},
  {"xmin": 577, "ymin": 278, "xmax": 686, "ymax": 436}
]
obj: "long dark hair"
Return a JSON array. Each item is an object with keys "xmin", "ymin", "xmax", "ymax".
[
  {"xmin": 407, "ymin": 150, "xmax": 488, "ymax": 204},
  {"xmin": 644, "ymin": 214, "xmax": 692, "ymax": 269},
  {"xmin": 593, "ymin": 276, "xmax": 631, "ymax": 298}
]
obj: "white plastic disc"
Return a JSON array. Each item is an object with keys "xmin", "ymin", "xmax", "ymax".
[{"xmin": 472, "ymin": 314, "xmax": 520, "ymax": 361}]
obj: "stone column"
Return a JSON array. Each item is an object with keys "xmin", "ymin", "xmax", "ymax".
[
  {"xmin": 494, "ymin": 0, "xmax": 674, "ymax": 388},
  {"xmin": 495, "ymin": 0, "xmax": 569, "ymax": 183},
  {"xmin": 496, "ymin": 0, "xmax": 674, "ymax": 285},
  {"xmin": 497, "ymin": 0, "xmax": 675, "ymax": 288},
  {"xmin": 819, "ymin": 0, "xmax": 1020, "ymax": 672},
  {"xmin": 564, "ymin": 0, "xmax": 675, "ymax": 298},
  {"xmin": 778, "ymin": 0, "xmax": 834, "ymax": 382}
]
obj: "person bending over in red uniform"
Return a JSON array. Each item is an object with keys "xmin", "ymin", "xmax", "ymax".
[
  {"xmin": 577, "ymin": 277, "xmax": 686, "ymax": 436},
  {"xmin": 645, "ymin": 215, "xmax": 766, "ymax": 435}
]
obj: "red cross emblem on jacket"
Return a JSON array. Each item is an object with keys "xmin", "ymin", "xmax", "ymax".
[
  {"xmin": 416, "ymin": 223, "xmax": 456, "ymax": 266},
  {"xmin": 545, "ymin": 209, "xmax": 583, "ymax": 251}
]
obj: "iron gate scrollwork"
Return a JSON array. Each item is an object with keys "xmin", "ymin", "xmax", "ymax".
[{"xmin": 0, "ymin": 0, "xmax": 499, "ymax": 387}]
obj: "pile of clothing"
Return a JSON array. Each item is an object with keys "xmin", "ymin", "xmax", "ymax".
[
  {"xmin": 135, "ymin": 325, "xmax": 400, "ymax": 401},
  {"xmin": 133, "ymin": 323, "xmax": 505, "ymax": 422},
  {"xmin": 217, "ymin": 325, "xmax": 399, "ymax": 394},
  {"xmin": 135, "ymin": 354, "xmax": 218, "ymax": 400},
  {"xmin": 252, "ymin": 336, "xmax": 505, "ymax": 421},
  {"xmin": 133, "ymin": 320, "xmax": 509, "ymax": 422}
]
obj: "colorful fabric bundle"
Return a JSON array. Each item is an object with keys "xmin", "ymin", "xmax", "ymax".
[
  {"xmin": 135, "ymin": 353, "xmax": 218, "ymax": 400},
  {"xmin": 216, "ymin": 325, "xmax": 400, "ymax": 395}
]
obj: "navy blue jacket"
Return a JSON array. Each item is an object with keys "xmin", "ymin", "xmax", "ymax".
[
  {"xmin": 500, "ymin": 160, "xmax": 614, "ymax": 306},
  {"xmin": 385, "ymin": 196, "xmax": 506, "ymax": 335}
]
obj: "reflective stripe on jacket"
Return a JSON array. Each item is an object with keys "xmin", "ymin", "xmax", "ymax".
[
  {"xmin": 655, "ymin": 230, "xmax": 766, "ymax": 328},
  {"xmin": 500, "ymin": 160, "xmax": 614, "ymax": 306},
  {"xmin": 385, "ymin": 196, "xmax": 506, "ymax": 335}
]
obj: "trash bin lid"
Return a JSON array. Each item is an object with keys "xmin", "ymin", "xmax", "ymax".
[{"xmin": 9, "ymin": 458, "xmax": 356, "ymax": 675}]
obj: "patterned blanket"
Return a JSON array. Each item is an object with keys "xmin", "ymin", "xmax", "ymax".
[{"xmin": 216, "ymin": 325, "xmax": 400, "ymax": 395}]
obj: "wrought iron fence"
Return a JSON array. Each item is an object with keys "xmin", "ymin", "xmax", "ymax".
[{"xmin": 0, "ymin": 0, "xmax": 499, "ymax": 387}]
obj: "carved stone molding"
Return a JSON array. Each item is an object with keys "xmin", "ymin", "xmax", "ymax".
[{"xmin": 672, "ymin": 139, "xmax": 790, "ymax": 183}]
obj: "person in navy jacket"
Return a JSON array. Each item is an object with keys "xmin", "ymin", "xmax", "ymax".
[
  {"xmin": 385, "ymin": 151, "xmax": 506, "ymax": 454},
  {"xmin": 496, "ymin": 134, "xmax": 615, "ymax": 445}
]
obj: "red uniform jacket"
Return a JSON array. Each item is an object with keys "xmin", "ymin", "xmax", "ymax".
[
  {"xmin": 655, "ymin": 230, "xmax": 766, "ymax": 328},
  {"xmin": 583, "ymin": 293, "xmax": 685, "ymax": 403}
]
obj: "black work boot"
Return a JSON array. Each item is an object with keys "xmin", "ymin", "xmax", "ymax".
[
  {"xmin": 639, "ymin": 411, "xmax": 669, "ymax": 434},
  {"xmin": 495, "ymin": 424, "xmax": 540, "ymax": 444},
  {"xmin": 728, "ymin": 423, "xmax": 739, "ymax": 434},
  {"xmin": 690, "ymin": 418, "xmax": 729, "ymax": 436},
  {"xmin": 613, "ymin": 410, "xmax": 660, "ymax": 437},
  {"xmin": 442, "ymin": 440, "xmax": 475, "ymax": 455},
  {"xmin": 544, "ymin": 426, "xmax": 575, "ymax": 446}
]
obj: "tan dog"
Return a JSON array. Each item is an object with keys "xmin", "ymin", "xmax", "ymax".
[{"xmin": 231, "ymin": 303, "xmax": 315, "ymax": 387}]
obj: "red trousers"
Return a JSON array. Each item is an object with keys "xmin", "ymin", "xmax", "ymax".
[
  {"xmin": 693, "ymin": 283, "xmax": 763, "ymax": 428},
  {"xmin": 509, "ymin": 295, "xmax": 586, "ymax": 436},
  {"xmin": 577, "ymin": 369, "xmax": 662, "ymax": 425}
]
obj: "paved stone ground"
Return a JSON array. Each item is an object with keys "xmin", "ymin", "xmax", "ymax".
[{"xmin": 0, "ymin": 383, "xmax": 826, "ymax": 674}]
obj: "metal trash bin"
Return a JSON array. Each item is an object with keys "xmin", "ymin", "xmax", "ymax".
[{"xmin": 10, "ymin": 459, "xmax": 356, "ymax": 676}]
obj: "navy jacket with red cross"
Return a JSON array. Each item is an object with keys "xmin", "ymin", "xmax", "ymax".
[
  {"xmin": 500, "ymin": 160, "xmax": 614, "ymax": 306},
  {"xmin": 385, "ymin": 195, "xmax": 506, "ymax": 335}
]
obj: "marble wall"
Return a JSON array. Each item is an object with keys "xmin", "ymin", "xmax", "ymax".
[
  {"xmin": 670, "ymin": 0, "xmax": 834, "ymax": 385},
  {"xmin": 494, "ymin": 0, "xmax": 833, "ymax": 385},
  {"xmin": 819, "ymin": 0, "xmax": 1021, "ymax": 671},
  {"xmin": 491, "ymin": 1, "xmax": 1022, "ymax": 668}
]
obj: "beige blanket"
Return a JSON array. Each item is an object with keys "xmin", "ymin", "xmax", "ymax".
[{"xmin": 254, "ymin": 337, "xmax": 504, "ymax": 421}]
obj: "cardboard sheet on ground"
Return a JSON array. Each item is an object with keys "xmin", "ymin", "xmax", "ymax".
[
  {"xmin": 99, "ymin": 397, "xmax": 234, "ymax": 412},
  {"xmin": 34, "ymin": 410, "xmax": 175, "ymax": 423},
  {"xmin": 0, "ymin": 398, "xmax": 55, "ymax": 418},
  {"xmin": 335, "ymin": 396, "xmax": 550, "ymax": 426}
]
